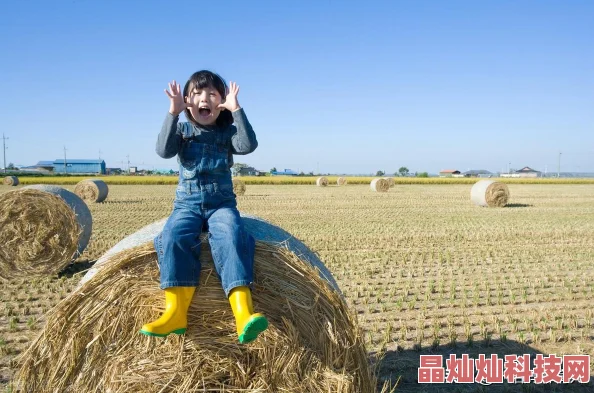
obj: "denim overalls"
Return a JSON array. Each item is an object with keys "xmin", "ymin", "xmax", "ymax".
[{"xmin": 154, "ymin": 124, "xmax": 256, "ymax": 296}]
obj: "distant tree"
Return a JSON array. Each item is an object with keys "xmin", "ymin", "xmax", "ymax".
[
  {"xmin": 376, "ymin": 170, "xmax": 385, "ymax": 176},
  {"xmin": 232, "ymin": 163, "xmax": 250, "ymax": 176},
  {"xmin": 232, "ymin": 163, "xmax": 249, "ymax": 171},
  {"xmin": 416, "ymin": 172, "xmax": 429, "ymax": 178},
  {"xmin": 270, "ymin": 167, "xmax": 277, "ymax": 173},
  {"xmin": 398, "ymin": 166, "xmax": 409, "ymax": 177},
  {"xmin": 308, "ymin": 171, "xmax": 314, "ymax": 176},
  {"xmin": 299, "ymin": 171, "xmax": 305, "ymax": 176},
  {"xmin": 7, "ymin": 163, "xmax": 15, "ymax": 169}
]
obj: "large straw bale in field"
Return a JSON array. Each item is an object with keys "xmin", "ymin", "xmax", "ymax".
[
  {"xmin": 232, "ymin": 178, "xmax": 246, "ymax": 196},
  {"xmin": 0, "ymin": 185, "xmax": 92, "ymax": 279},
  {"xmin": 471, "ymin": 179, "xmax": 510, "ymax": 207},
  {"xmin": 17, "ymin": 215, "xmax": 384, "ymax": 393},
  {"xmin": 370, "ymin": 178, "xmax": 389, "ymax": 192},
  {"xmin": 3, "ymin": 176, "xmax": 19, "ymax": 186},
  {"xmin": 337, "ymin": 177, "xmax": 347, "ymax": 186},
  {"xmin": 74, "ymin": 178, "xmax": 109, "ymax": 202},
  {"xmin": 383, "ymin": 177, "xmax": 395, "ymax": 187},
  {"xmin": 316, "ymin": 176, "xmax": 328, "ymax": 187}
]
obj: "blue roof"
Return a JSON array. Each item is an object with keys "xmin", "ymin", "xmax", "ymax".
[
  {"xmin": 53, "ymin": 159, "xmax": 105, "ymax": 164},
  {"xmin": 36, "ymin": 160, "xmax": 55, "ymax": 166},
  {"xmin": 271, "ymin": 170, "xmax": 298, "ymax": 175}
]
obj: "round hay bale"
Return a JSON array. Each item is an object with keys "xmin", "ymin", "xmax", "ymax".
[
  {"xmin": 0, "ymin": 185, "xmax": 92, "ymax": 279},
  {"xmin": 316, "ymin": 176, "xmax": 328, "ymax": 187},
  {"xmin": 383, "ymin": 177, "xmax": 395, "ymax": 188},
  {"xmin": 337, "ymin": 177, "xmax": 347, "ymax": 186},
  {"xmin": 232, "ymin": 178, "xmax": 246, "ymax": 196},
  {"xmin": 471, "ymin": 179, "xmax": 510, "ymax": 207},
  {"xmin": 18, "ymin": 216, "xmax": 380, "ymax": 393},
  {"xmin": 370, "ymin": 178, "xmax": 389, "ymax": 192},
  {"xmin": 80, "ymin": 215, "xmax": 339, "ymax": 292},
  {"xmin": 74, "ymin": 178, "xmax": 109, "ymax": 202},
  {"xmin": 3, "ymin": 176, "xmax": 19, "ymax": 186}
]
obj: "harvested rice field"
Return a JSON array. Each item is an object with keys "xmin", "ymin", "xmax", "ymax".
[{"xmin": 1, "ymin": 183, "xmax": 593, "ymax": 392}]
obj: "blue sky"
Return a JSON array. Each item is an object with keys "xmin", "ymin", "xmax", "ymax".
[{"xmin": 1, "ymin": 0, "xmax": 592, "ymax": 175}]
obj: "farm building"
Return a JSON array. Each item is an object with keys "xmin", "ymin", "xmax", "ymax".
[
  {"xmin": 52, "ymin": 159, "xmax": 106, "ymax": 175},
  {"xmin": 463, "ymin": 169, "xmax": 493, "ymax": 178},
  {"xmin": 106, "ymin": 168, "xmax": 123, "ymax": 175},
  {"xmin": 514, "ymin": 166, "xmax": 541, "ymax": 178},
  {"xmin": 500, "ymin": 166, "xmax": 542, "ymax": 178},
  {"xmin": 232, "ymin": 166, "xmax": 264, "ymax": 176},
  {"xmin": 36, "ymin": 161, "xmax": 55, "ymax": 171},
  {"xmin": 439, "ymin": 169, "xmax": 461, "ymax": 177},
  {"xmin": 270, "ymin": 169, "xmax": 298, "ymax": 176},
  {"xmin": 18, "ymin": 161, "xmax": 54, "ymax": 174},
  {"xmin": 13, "ymin": 167, "xmax": 52, "ymax": 174}
]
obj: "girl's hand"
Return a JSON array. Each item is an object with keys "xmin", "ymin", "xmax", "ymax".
[
  {"xmin": 217, "ymin": 81, "xmax": 241, "ymax": 112},
  {"xmin": 164, "ymin": 80, "xmax": 191, "ymax": 115}
]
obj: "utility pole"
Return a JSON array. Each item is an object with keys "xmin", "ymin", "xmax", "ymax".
[
  {"xmin": 99, "ymin": 149, "xmax": 102, "ymax": 160},
  {"xmin": 558, "ymin": 151, "xmax": 562, "ymax": 178},
  {"xmin": 64, "ymin": 146, "xmax": 68, "ymax": 174},
  {"xmin": 2, "ymin": 134, "xmax": 8, "ymax": 174},
  {"xmin": 126, "ymin": 154, "xmax": 130, "ymax": 173}
]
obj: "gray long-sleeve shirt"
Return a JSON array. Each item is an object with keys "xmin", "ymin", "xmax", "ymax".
[{"xmin": 156, "ymin": 108, "xmax": 258, "ymax": 167}]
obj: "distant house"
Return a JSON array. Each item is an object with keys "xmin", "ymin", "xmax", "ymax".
[
  {"xmin": 270, "ymin": 169, "xmax": 298, "ymax": 176},
  {"xmin": 439, "ymin": 169, "xmax": 461, "ymax": 177},
  {"xmin": 36, "ymin": 160, "xmax": 55, "ymax": 171},
  {"xmin": 53, "ymin": 159, "xmax": 106, "ymax": 175},
  {"xmin": 106, "ymin": 167, "xmax": 123, "ymax": 175},
  {"xmin": 18, "ymin": 160, "xmax": 56, "ymax": 173},
  {"xmin": 151, "ymin": 169, "xmax": 176, "ymax": 176},
  {"xmin": 464, "ymin": 169, "xmax": 493, "ymax": 178},
  {"xmin": 500, "ymin": 166, "xmax": 542, "ymax": 178},
  {"xmin": 16, "ymin": 165, "xmax": 53, "ymax": 174},
  {"xmin": 514, "ymin": 166, "xmax": 541, "ymax": 178},
  {"xmin": 232, "ymin": 166, "xmax": 264, "ymax": 176}
]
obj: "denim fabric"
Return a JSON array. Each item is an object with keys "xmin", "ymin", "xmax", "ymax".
[{"xmin": 154, "ymin": 130, "xmax": 256, "ymax": 296}]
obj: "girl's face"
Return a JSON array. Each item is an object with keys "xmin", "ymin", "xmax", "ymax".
[{"xmin": 186, "ymin": 85, "xmax": 223, "ymax": 126}]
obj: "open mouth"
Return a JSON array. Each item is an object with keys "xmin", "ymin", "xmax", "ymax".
[{"xmin": 198, "ymin": 107, "xmax": 211, "ymax": 117}]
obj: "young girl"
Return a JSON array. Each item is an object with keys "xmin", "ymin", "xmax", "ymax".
[{"xmin": 140, "ymin": 70, "xmax": 268, "ymax": 344}]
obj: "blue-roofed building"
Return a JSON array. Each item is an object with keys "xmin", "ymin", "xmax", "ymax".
[
  {"xmin": 270, "ymin": 169, "xmax": 298, "ymax": 176},
  {"xmin": 35, "ymin": 160, "xmax": 55, "ymax": 171},
  {"xmin": 53, "ymin": 159, "xmax": 106, "ymax": 174}
]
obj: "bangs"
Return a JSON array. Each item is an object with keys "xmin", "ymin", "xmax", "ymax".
[{"xmin": 186, "ymin": 71, "xmax": 227, "ymax": 98}]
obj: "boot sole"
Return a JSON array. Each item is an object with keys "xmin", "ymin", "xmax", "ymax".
[
  {"xmin": 239, "ymin": 315, "xmax": 268, "ymax": 344},
  {"xmin": 139, "ymin": 327, "xmax": 187, "ymax": 337}
]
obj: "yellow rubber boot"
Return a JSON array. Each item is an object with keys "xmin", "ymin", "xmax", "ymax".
[
  {"xmin": 229, "ymin": 286, "xmax": 268, "ymax": 344},
  {"xmin": 139, "ymin": 286, "xmax": 196, "ymax": 337}
]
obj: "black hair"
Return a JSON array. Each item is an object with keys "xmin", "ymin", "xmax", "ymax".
[{"xmin": 183, "ymin": 70, "xmax": 233, "ymax": 128}]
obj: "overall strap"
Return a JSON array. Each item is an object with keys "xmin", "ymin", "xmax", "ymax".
[
  {"xmin": 215, "ymin": 131, "xmax": 234, "ymax": 169},
  {"xmin": 180, "ymin": 122, "xmax": 195, "ymax": 140},
  {"xmin": 214, "ymin": 131, "xmax": 226, "ymax": 147}
]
